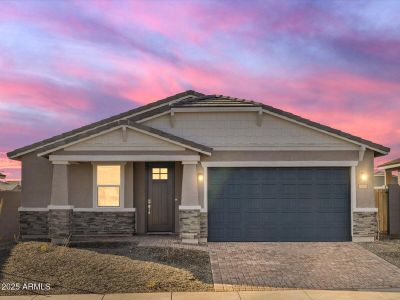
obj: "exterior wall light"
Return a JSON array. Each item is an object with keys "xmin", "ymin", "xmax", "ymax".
[
  {"xmin": 198, "ymin": 174, "xmax": 204, "ymax": 182},
  {"xmin": 360, "ymin": 172, "xmax": 368, "ymax": 182}
]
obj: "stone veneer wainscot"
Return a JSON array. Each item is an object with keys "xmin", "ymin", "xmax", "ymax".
[{"xmin": 353, "ymin": 211, "xmax": 377, "ymax": 241}]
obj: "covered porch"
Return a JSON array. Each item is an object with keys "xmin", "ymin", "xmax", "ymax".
[
  {"xmin": 43, "ymin": 153, "xmax": 207, "ymax": 244},
  {"xmin": 19, "ymin": 122, "xmax": 212, "ymax": 244}
]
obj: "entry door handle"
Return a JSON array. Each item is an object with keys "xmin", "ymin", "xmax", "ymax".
[{"xmin": 147, "ymin": 199, "xmax": 151, "ymax": 215}]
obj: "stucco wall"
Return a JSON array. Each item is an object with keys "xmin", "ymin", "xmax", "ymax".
[
  {"xmin": 201, "ymin": 150, "xmax": 358, "ymax": 162},
  {"xmin": 68, "ymin": 162, "xmax": 92, "ymax": 208},
  {"xmin": 174, "ymin": 162, "xmax": 183, "ymax": 233},
  {"xmin": 134, "ymin": 162, "xmax": 146, "ymax": 233},
  {"xmin": 125, "ymin": 162, "xmax": 134, "ymax": 208},
  {"xmin": 21, "ymin": 153, "xmax": 52, "ymax": 207},
  {"xmin": 356, "ymin": 149, "xmax": 375, "ymax": 208}
]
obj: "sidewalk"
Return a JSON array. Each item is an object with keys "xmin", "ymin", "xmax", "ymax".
[{"xmin": 3, "ymin": 290, "xmax": 400, "ymax": 300}]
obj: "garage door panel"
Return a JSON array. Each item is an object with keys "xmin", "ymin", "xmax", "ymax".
[{"xmin": 208, "ymin": 167, "xmax": 350, "ymax": 242}]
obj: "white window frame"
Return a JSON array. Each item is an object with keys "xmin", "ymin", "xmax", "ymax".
[{"xmin": 92, "ymin": 162, "xmax": 126, "ymax": 208}]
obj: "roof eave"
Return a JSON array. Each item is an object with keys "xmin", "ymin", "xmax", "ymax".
[
  {"xmin": 36, "ymin": 121, "xmax": 213, "ymax": 158},
  {"xmin": 7, "ymin": 90, "xmax": 205, "ymax": 159}
]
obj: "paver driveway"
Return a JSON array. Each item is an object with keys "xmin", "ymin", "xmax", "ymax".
[
  {"xmin": 208, "ymin": 242, "xmax": 400, "ymax": 291},
  {"xmin": 134, "ymin": 236, "xmax": 400, "ymax": 291}
]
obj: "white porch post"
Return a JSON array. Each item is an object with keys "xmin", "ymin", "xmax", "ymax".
[
  {"xmin": 49, "ymin": 161, "xmax": 73, "ymax": 244},
  {"xmin": 179, "ymin": 161, "xmax": 201, "ymax": 244}
]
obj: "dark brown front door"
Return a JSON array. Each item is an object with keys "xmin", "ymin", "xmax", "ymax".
[{"xmin": 147, "ymin": 162, "xmax": 174, "ymax": 232}]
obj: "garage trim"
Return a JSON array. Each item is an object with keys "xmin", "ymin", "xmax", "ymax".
[{"xmin": 201, "ymin": 160, "xmax": 362, "ymax": 239}]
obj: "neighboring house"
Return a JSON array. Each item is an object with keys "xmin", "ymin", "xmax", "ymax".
[
  {"xmin": 0, "ymin": 172, "xmax": 21, "ymax": 191},
  {"xmin": 0, "ymin": 180, "xmax": 21, "ymax": 191},
  {"xmin": 377, "ymin": 158, "xmax": 400, "ymax": 187},
  {"xmin": 7, "ymin": 91, "xmax": 390, "ymax": 244},
  {"xmin": 374, "ymin": 170, "xmax": 398, "ymax": 188}
]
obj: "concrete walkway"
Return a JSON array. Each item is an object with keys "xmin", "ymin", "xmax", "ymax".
[{"xmin": 3, "ymin": 290, "xmax": 400, "ymax": 300}]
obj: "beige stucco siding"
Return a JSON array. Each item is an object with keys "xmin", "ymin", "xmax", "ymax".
[
  {"xmin": 356, "ymin": 149, "xmax": 375, "ymax": 208},
  {"xmin": 201, "ymin": 150, "xmax": 359, "ymax": 162},
  {"xmin": 125, "ymin": 162, "xmax": 134, "ymax": 208},
  {"xmin": 144, "ymin": 112, "xmax": 359, "ymax": 150},
  {"xmin": 174, "ymin": 162, "xmax": 183, "ymax": 232},
  {"xmin": 68, "ymin": 163, "xmax": 92, "ymax": 208},
  {"xmin": 134, "ymin": 162, "xmax": 146, "ymax": 233},
  {"xmin": 21, "ymin": 153, "xmax": 52, "ymax": 208}
]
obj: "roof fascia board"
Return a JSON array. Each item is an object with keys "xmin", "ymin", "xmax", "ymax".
[
  {"xmin": 38, "ymin": 125, "xmax": 211, "ymax": 157},
  {"xmin": 49, "ymin": 154, "xmax": 201, "ymax": 162},
  {"xmin": 137, "ymin": 111, "xmax": 170, "ymax": 123},
  {"xmin": 201, "ymin": 160, "xmax": 359, "ymax": 167},
  {"xmin": 262, "ymin": 109, "xmax": 388, "ymax": 155},
  {"xmin": 9, "ymin": 94, "xmax": 196, "ymax": 159},
  {"xmin": 378, "ymin": 163, "xmax": 400, "ymax": 170},
  {"xmin": 171, "ymin": 107, "xmax": 261, "ymax": 113}
]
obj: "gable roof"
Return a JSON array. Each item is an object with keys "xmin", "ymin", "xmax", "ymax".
[
  {"xmin": 172, "ymin": 95, "xmax": 390, "ymax": 155},
  {"xmin": 7, "ymin": 90, "xmax": 390, "ymax": 159},
  {"xmin": 378, "ymin": 158, "xmax": 400, "ymax": 169},
  {"xmin": 37, "ymin": 119, "xmax": 212, "ymax": 156},
  {"xmin": 7, "ymin": 90, "xmax": 203, "ymax": 159}
]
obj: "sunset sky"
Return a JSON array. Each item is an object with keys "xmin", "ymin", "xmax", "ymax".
[{"xmin": 1, "ymin": 0, "xmax": 399, "ymax": 180}]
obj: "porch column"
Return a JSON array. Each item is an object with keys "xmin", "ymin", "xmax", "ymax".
[
  {"xmin": 48, "ymin": 161, "xmax": 73, "ymax": 244},
  {"xmin": 179, "ymin": 161, "xmax": 201, "ymax": 244}
]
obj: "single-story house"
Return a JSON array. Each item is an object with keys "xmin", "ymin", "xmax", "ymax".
[
  {"xmin": 7, "ymin": 90, "xmax": 390, "ymax": 243},
  {"xmin": 0, "ymin": 180, "xmax": 21, "ymax": 191},
  {"xmin": 378, "ymin": 158, "xmax": 400, "ymax": 186},
  {"xmin": 374, "ymin": 170, "xmax": 398, "ymax": 188}
]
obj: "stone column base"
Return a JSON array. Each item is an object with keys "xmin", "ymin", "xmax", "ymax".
[
  {"xmin": 200, "ymin": 211, "xmax": 208, "ymax": 244},
  {"xmin": 179, "ymin": 207, "xmax": 200, "ymax": 244},
  {"xmin": 48, "ymin": 209, "xmax": 72, "ymax": 244},
  {"xmin": 353, "ymin": 211, "xmax": 377, "ymax": 242}
]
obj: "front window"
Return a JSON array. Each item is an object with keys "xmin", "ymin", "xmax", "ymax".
[{"xmin": 96, "ymin": 165, "xmax": 121, "ymax": 207}]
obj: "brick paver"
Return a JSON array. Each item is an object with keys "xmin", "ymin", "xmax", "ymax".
[{"xmin": 132, "ymin": 236, "xmax": 400, "ymax": 291}]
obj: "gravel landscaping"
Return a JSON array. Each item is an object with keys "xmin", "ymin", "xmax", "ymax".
[
  {"xmin": 0, "ymin": 241, "xmax": 213, "ymax": 296},
  {"xmin": 359, "ymin": 240, "xmax": 400, "ymax": 268}
]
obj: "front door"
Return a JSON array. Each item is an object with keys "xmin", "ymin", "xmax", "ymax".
[{"xmin": 147, "ymin": 163, "xmax": 174, "ymax": 232}]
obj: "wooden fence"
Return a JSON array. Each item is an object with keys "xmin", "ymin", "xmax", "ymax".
[{"xmin": 375, "ymin": 188, "xmax": 388, "ymax": 235}]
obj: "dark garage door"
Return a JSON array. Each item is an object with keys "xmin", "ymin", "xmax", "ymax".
[{"xmin": 208, "ymin": 167, "xmax": 351, "ymax": 242}]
